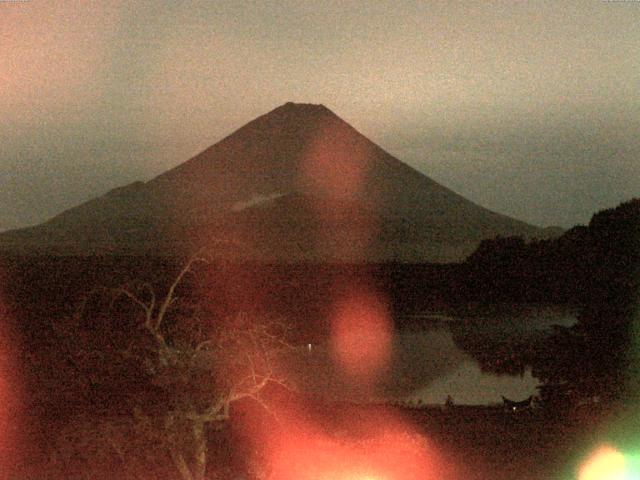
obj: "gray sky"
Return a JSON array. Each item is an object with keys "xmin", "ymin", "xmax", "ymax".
[{"xmin": 1, "ymin": 0, "xmax": 639, "ymax": 231}]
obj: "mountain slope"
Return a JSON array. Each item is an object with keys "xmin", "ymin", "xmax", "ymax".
[{"xmin": 0, "ymin": 103, "xmax": 555, "ymax": 262}]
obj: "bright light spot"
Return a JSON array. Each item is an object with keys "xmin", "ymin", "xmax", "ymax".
[
  {"xmin": 261, "ymin": 419, "xmax": 447, "ymax": 480},
  {"xmin": 237, "ymin": 367, "xmax": 458, "ymax": 480},
  {"xmin": 579, "ymin": 446, "xmax": 633, "ymax": 480}
]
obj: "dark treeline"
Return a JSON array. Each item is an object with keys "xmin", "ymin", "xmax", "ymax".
[
  {"xmin": 1, "ymin": 256, "xmax": 462, "ymax": 337},
  {"xmin": 457, "ymin": 198, "xmax": 640, "ymax": 404},
  {"xmin": 462, "ymin": 198, "xmax": 640, "ymax": 308}
]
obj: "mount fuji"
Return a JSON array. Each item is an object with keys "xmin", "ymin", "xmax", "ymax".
[{"xmin": 0, "ymin": 103, "xmax": 556, "ymax": 262}]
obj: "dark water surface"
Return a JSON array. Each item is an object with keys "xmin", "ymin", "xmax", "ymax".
[{"xmin": 289, "ymin": 305, "xmax": 577, "ymax": 405}]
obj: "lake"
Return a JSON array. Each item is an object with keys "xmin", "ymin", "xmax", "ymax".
[{"xmin": 288, "ymin": 304, "xmax": 577, "ymax": 405}]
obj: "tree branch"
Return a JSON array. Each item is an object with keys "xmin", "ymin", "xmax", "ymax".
[{"xmin": 156, "ymin": 251, "xmax": 209, "ymax": 331}]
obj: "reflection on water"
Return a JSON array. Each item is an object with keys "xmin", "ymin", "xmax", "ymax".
[
  {"xmin": 410, "ymin": 359, "xmax": 538, "ymax": 405},
  {"xmin": 290, "ymin": 304, "xmax": 577, "ymax": 405},
  {"xmin": 405, "ymin": 304, "xmax": 578, "ymax": 404}
]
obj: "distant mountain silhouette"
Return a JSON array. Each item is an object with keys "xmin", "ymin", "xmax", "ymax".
[{"xmin": 0, "ymin": 103, "xmax": 557, "ymax": 261}]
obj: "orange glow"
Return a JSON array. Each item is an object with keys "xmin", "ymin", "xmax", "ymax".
[
  {"xmin": 249, "ymin": 403, "xmax": 453, "ymax": 480},
  {"xmin": 299, "ymin": 120, "xmax": 371, "ymax": 203},
  {"xmin": 297, "ymin": 119, "xmax": 379, "ymax": 262},
  {"xmin": 330, "ymin": 286, "xmax": 392, "ymax": 383},
  {"xmin": 579, "ymin": 446, "xmax": 627, "ymax": 480}
]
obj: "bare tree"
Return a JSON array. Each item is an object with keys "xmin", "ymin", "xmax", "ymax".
[{"xmin": 55, "ymin": 252, "xmax": 292, "ymax": 480}]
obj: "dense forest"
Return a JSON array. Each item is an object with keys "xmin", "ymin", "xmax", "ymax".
[{"xmin": 458, "ymin": 198, "xmax": 640, "ymax": 404}]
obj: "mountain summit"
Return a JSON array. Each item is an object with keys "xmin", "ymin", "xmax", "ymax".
[{"xmin": 0, "ymin": 103, "xmax": 553, "ymax": 262}]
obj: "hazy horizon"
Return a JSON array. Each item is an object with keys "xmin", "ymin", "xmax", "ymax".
[{"xmin": 2, "ymin": 1, "xmax": 639, "ymax": 232}]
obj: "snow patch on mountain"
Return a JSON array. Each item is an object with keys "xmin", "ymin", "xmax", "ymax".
[{"xmin": 231, "ymin": 192, "xmax": 286, "ymax": 212}]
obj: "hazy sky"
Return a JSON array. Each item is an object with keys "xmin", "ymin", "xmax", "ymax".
[{"xmin": 1, "ymin": 0, "xmax": 639, "ymax": 232}]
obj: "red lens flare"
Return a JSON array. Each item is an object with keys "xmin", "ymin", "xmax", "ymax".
[
  {"xmin": 299, "ymin": 120, "xmax": 371, "ymax": 203},
  {"xmin": 330, "ymin": 286, "xmax": 392, "ymax": 385},
  {"xmin": 298, "ymin": 119, "xmax": 379, "ymax": 262}
]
